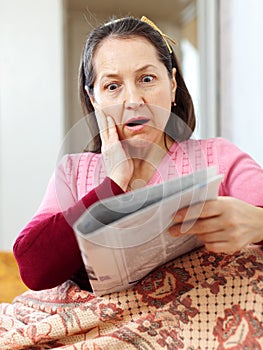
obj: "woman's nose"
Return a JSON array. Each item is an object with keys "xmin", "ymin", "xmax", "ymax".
[{"xmin": 124, "ymin": 85, "xmax": 144, "ymax": 110}]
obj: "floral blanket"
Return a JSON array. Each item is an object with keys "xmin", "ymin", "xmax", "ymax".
[{"xmin": 0, "ymin": 246, "xmax": 263, "ymax": 350}]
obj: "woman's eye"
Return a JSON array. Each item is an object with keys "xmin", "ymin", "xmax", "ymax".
[
  {"xmin": 106, "ymin": 83, "xmax": 119, "ymax": 91},
  {"xmin": 142, "ymin": 75, "xmax": 154, "ymax": 83}
]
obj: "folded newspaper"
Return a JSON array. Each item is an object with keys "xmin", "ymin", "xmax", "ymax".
[{"xmin": 74, "ymin": 166, "xmax": 223, "ymax": 296}]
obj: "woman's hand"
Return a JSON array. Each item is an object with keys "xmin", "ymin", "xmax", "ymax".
[
  {"xmin": 96, "ymin": 111, "xmax": 133, "ymax": 191},
  {"xmin": 169, "ymin": 196, "xmax": 263, "ymax": 254}
]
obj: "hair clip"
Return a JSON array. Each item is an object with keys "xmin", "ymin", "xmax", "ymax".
[{"xmin": 140, "ymin": 16, "xmax": 177, "ymax": 54}]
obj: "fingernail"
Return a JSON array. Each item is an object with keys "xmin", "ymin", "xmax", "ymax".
[{"xmin": 174, "ymin": 213, "xmax": 182, "ymax": 222}]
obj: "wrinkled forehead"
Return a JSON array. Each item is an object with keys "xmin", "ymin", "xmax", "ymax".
[{"xmin": 92, "ymin": 36, "xmax": 162, "ymax": 77}]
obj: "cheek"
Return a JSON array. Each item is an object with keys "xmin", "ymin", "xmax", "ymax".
[
  {"xmin": 151, "ymin": 104, "xmax": 171, "ymax": 128},
  {"xmin": 100, "ymin": 105, "xmax": 123, "ymax": 126},
  {"xmin": 149, "ymin": 88, "xmax": 172, "ymax": 114}
]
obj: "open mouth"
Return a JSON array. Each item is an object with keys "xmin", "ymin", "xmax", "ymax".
[{"xmin": 126, "ymin": 118, "xmax": 150, "ymax": 127}]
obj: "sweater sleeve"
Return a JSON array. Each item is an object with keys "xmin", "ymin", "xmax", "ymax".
[
  {"xmin": 215, "ymin": 138, "xmax": 263, "ymax": 207},
  {"xmin": 13, "ymin": 157, "xmax": 124, "ymax": 291}
]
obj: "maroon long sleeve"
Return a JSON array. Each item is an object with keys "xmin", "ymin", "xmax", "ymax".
[{"xmin": 13, "ymin": 177, "xmax": 124, "ymax": 291}]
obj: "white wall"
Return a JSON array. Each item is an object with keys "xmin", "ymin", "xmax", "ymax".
[
  {"xmin": 220, "ymin": 0, "xmax": 263, "ymax": 166},
  {"xmin": 0, "ymin": 0, "xmax": 64, "ymax": 250}
]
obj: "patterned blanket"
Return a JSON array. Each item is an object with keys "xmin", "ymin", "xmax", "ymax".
[{"xmin": 0, "ymin": 246, "xmax": 263, "ymax": 349}]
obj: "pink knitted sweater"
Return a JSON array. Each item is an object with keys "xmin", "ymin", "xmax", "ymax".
[{"xmin": 14, "ymin": 138, "xmax": 263, "ymax": 291}]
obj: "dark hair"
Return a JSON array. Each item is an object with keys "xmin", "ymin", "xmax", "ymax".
[{"xmin": 79, "ymin": 16, "xmax": 196, "ymax": 152}]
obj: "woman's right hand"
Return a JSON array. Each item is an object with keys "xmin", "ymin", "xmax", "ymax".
[{"xmin": 96, "ymin": 111, "xmax": 134, "ymax": 191}]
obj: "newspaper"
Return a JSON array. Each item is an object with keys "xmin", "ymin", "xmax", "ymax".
[{"xmin": 74, "ymin": 167, "xmax": 223, "ymax": 296}]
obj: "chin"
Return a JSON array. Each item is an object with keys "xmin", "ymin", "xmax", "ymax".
[{"xmin": 124, "ymin": 137, "xmax": 153, "ymax": 149}]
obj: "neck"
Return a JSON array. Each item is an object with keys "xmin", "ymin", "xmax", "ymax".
[{"xmin": 127, "ymin": 137, "xmax": 173, "ymax": 190}]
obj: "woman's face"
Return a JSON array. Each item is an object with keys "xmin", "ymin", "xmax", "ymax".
[{"xmin": 89, "ymin": 36, "xmax": 177, "ymax": 149}]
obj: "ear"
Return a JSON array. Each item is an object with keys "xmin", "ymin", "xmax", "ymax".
[
  {"xmin": 171, "ymin": 68, "xmax": 177, "ymax": 102},
  {"xmin": 85, "ymin": 85, "xmax": 98, "ymax": 108}
]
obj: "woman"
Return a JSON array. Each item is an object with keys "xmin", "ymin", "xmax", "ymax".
[{"xmin": 13, "ymin": 16, "xmax": 263, "ymax": 292}]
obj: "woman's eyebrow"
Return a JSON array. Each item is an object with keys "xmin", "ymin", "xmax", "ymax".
[
  {"xmin": 97, "ymin": 64, "xmax": 159, "ymax": 83},
  {"xmin": 101, "ymin": 65, "xmax": 158, "ymax": 78},
  {"xmin": 100, "ymin": 73, "xmax": 119, "ymax": 80},
  {"xmin": 134, "ymin": 64, "xmax": 158, "ymax": 73}
]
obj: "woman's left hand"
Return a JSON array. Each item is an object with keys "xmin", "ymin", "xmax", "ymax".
[{"xmin": 169, "ymin": 196, "xmax": 263, "ymax": 254}]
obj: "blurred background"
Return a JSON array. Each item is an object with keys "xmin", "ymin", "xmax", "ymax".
[{"xmin": 1, "ymin": 0, "xmax": 263, "ymax": 250}]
